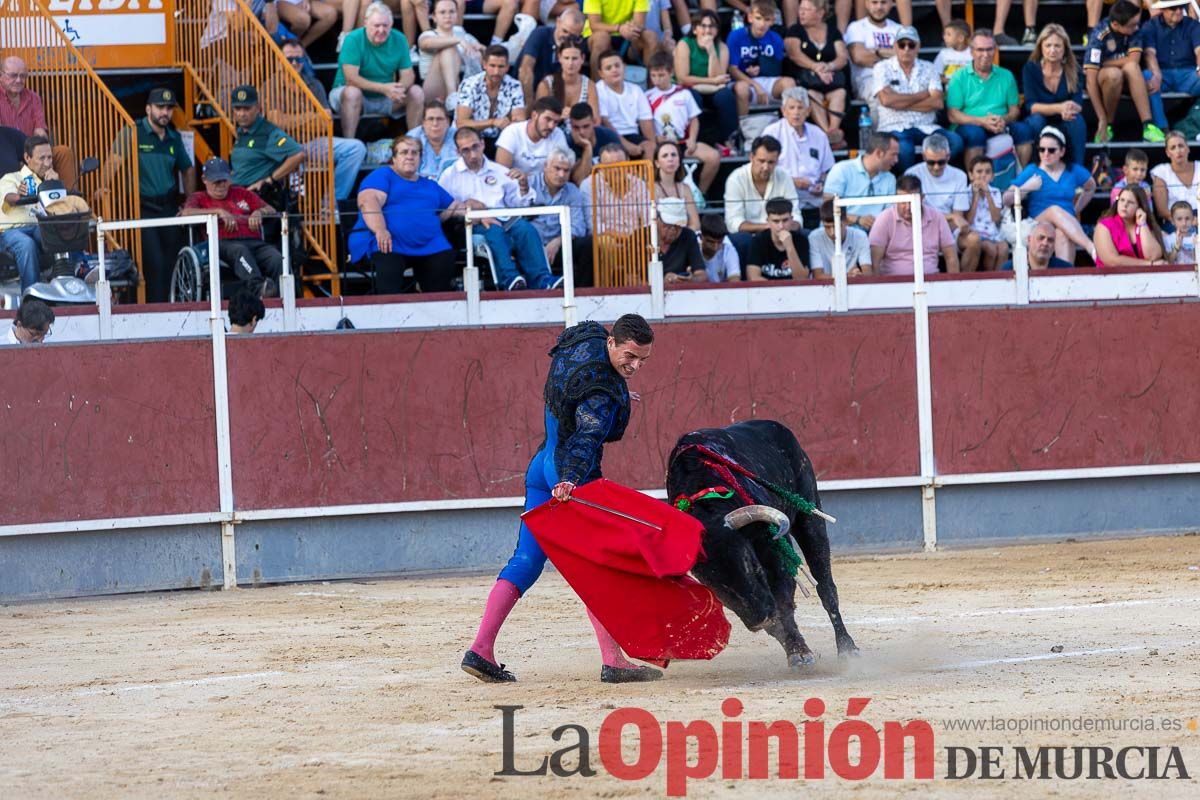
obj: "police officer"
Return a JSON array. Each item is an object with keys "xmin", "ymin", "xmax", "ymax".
[
  {"xmin": 228, "ymin": 85, "xmax": 307, "ymax": 210},
  {"xmin": 128, "ymin": 87, "xmax": 194, "ymax": 303}
]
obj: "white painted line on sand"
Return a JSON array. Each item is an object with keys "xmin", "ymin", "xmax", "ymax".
[
  {"xmin": 944, "ymin": 644, "xmax": 1153, "ymax": 670},
  {"xmin": 798, "ymin": 596, "xmax": 1200, "ymax": 627}
]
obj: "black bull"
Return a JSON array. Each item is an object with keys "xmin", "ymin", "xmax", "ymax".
[{"xmin": 666, "ymin": 420, "xmax": 859, "ymax": 667}]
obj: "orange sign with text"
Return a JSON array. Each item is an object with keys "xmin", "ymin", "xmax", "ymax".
[{"xmin": 26, "ymin": 0, "xmax": 176, "ymax": 69}]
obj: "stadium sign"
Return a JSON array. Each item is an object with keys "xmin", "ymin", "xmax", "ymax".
[{"xmin": 3, "ymin": 0, "xmax": 174, "ymax": 69}]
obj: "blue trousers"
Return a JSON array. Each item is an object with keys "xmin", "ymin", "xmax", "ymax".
[
  {"xmin": 957, "ymin": 121, "xmax": 1035, "ymax": 152},
  {"xmin": 892, "ymin": 127, "xmax": 965, "ymax": 172},
  {"xmin": 481, "ymin": 218, "xmax": 555, "ymax": 289},
  {"xmin": 499, "ymin": 410, "xmax": 561, "ymax": 593},
  {"xmin": 0, "ymin": 225, "xmax": 42, "ymax": 290},
  {"xmin": 1024, "ymin": 113, "xmax": 1087, "ymax": 166},
  {"xmin": 1147, "ymin": 68, "xmax": 1200, "ymax": 131}
]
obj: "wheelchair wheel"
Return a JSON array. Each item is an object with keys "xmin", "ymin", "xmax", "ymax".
[{"xmin": 170, "ymin": 246, "xmax": 205, "ymax": 303}]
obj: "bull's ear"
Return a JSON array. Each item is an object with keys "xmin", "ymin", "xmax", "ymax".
[{"xmin": 724, "ymin": 505, "xmax": 790, "ymax": 541}]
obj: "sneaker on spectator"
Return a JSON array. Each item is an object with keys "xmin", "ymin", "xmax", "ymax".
[
  {"xmin": 1143, "ymin": 123, "xmax": 1166, "ymax": 143},
  {"xmin": 550, "ymin": 275, "xmax": 565, "ymax": 290},
  {"xmin": 507, "ymin": 276, "xmax": 527, "ymax": 291},
  {"xmin": 259, "ymin": 278, "xmax": 280, "ymax": 299},
  {"xmin": 995, "ymin": 32, "xmax": 1018, "ymax": 46},
  {"xmin": 1094, "ymin": 124, "xmax": 1114, "ymax": 144},
  {"xmin": 1021, "ymin": 27, "xmax": 1037, "ymax": 45},
  {"xmin": 504, "ymin": 14, "xmax": 537, "ymax": 62}
]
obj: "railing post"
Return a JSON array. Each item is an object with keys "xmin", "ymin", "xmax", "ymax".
[
  {"xmin": 1013, "ymin": 190, "xmax": 1029, "ymax": 305},
  {"xmin": 910, "ymin": 196, "xmax": 937, "ymax": 551},
  {"xmin": 464, "ymin": 219, "xmax": 481, "ymax": 324},
  {"xmin": 559, "ymin": 207, "xmax": 577, "ymax": 328},
  {"xmin": 648, "ymin": 210, "xmax": 664, "ymax": 319},
  {"xmin": 280, "ymin": 212, "xmax": 297, "ymax": 331},
  {"xmin": 95, "ymin": 218, "xmax": 113, "ymax": 340},
  {"xmin": 833, "ymin": 206, "xmax": 848, "ymax": 312},
  {"xmin": 205, "ymin": 214, "xmax": 237, "ymax": 588}
]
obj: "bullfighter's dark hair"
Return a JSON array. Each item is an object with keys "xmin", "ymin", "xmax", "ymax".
[{"xmin": 611, "ymin": 314, "xmax": 653, "ymax": 346}]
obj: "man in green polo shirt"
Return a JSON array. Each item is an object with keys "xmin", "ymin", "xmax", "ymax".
[
  {"xmin": 946, "ymin": 29, "xmax": 1035, "ymax": 169},
  {"xmin": 328, "ymin": 2, "xmax": 425, "ymax": 139},
  {"xmin": 229, "ymin": 84, "xmax": 307, "ymax": 210},
  {"xmin": 112, "ymin": 86, "xmax": 195, "ymax": 303}
]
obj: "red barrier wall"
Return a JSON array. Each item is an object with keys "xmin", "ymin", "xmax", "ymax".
[
  {"xmin": 930, "ymin": 303, "xmax": 1200, "ymax": 473},
  {"xmin": 7, "ymin": 301, "xmax": 1198, "ymax": 526},
  {"xmin": 225, "ymin": 315, "xmax": 920, "ymax": 509},
  {"xmin": 0, "ymin": 340, "xmax": 219, "ymax": 526}
]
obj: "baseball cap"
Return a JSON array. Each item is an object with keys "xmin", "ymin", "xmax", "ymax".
[
  {"xmin": 895, "ymin": 26, "xmax": 920, "ymax": 45},
  {"xmin": 147, "ymin": 87, "xmax": 178, "ymax": 106},
  {"xmin": 203, "ymin": 157, "xmax": 233, "ymax": 181},
  {"xmin": 658, "ymin": 198, "xmax": 688, "ymax": 226},
  {"xmin": 230, "ymin": 85, "xmax": 258, "ymax": 107}
]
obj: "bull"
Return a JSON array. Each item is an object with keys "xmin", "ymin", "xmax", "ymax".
[{"xmin": 666, "ymin": 420, "xmax": 859, "ymax": 668}]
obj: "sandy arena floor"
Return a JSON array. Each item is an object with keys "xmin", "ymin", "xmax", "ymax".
[{"xmin": 2, "ymin": 534, "xmax": 1199, "ymax": 798}]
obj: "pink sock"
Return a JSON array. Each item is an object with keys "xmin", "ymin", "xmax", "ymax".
[
  {"xmin": 587, "ymin": 608, "xmax": 637, "ymax": 668},
  {"xmin": 470, "ymin": 579, "xmax": 521, "ymax": 664}
]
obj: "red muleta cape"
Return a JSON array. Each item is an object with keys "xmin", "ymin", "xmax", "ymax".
[{"xmin": 522, "ymin": 478, "xmax": 731, "ymax": 667}]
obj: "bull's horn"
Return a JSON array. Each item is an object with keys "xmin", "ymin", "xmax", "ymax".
[{"xmin": 724, "ymin": 505, "xmax": 790, "ymax": 540}]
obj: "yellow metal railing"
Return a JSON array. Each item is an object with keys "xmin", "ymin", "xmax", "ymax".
[
  {"xmin": 174, "ymin": 0, "xmax": 338, "ymax": 293},
  {"xmin": 590, "ymin": 160, "xmax": 655, "ymax": 288},
  {"xmin": 0, "ymin": 0, "xmax": 141, "ymax": 294}
]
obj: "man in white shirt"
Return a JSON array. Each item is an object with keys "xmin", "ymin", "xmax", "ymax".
[
  {"xmin": 761, "ymin": 87, "xmax": 834, "ymax": 216},
  {"xmin": 807, "ymin": 199, "xmax": 872, "ymax": 277},
  {"xmin": 496, "ymin": 96, "xmax": 569, "ymax": 175},
  {"xmin": 722, "ymin": 134, "xmax": 803, "ymax": 265},
  {"xmin": 903, "ymin": 133, "xmax": 981, "ymax": 271},
  {"xmin": 698, "ymin": 214, "xmax": 741, "ymax": 282},
  {"xmin": 439, "ymin": 128, "xmax": 560, "ymax": 290},
  {"xmin": 871, "ymin": 26, "xmax": 963, "ymax": 172},
  {"xmin": 595, "ymin": 49, "xmax": 656, "ymax": 159},
  {"xmin": 845, "ymin": 0, "xmax": 902, "ymax": 101}
]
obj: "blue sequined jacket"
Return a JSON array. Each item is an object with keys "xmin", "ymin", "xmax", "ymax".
[{"xmin": 543, "ymin": 321, "xmax": 632, "ymax": 485}]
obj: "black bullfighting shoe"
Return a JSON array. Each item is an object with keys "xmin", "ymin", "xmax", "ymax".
[
  {"xmin": 461, "ymin": 650, "xmax": 517, "ymax": 683},
  {"xmin": 600, "ymin": 664, "xmax": 663, "ymax": 683}
]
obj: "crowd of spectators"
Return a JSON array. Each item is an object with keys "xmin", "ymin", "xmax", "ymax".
[{"xmin": 8, "ymin": 0, "xmax": 1200, "ymax": 309}]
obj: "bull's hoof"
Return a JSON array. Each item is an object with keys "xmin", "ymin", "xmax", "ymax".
[
  {"xmin": 838, "ymin": 645, "xmax": 862, "ymax": 660},
  {"xmin": 788, "ymin": 649, "xmax": 817, "ymax": 670}
]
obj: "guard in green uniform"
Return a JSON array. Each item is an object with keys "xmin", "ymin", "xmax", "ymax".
[
  {"xmin": 116, "ymin": 87, "xmax": 195, "ymax": 303},
  {"xmin": 228, "ymin": 85, "xmax": 307, "ymax": 210}
]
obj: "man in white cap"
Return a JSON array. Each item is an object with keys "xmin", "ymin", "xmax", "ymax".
[
  {"xmin": 872, "ymin": 26, "xmax": 963, "ymax": 173},
  {"xmin": 1141, "ymin": 0, "xmax": 1200, "ymax": 132},
  {"xmin": 656, "ymin": 197, "xmax": 704, "ymax": 283}
]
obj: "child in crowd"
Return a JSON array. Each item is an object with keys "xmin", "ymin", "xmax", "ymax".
[
  {"xmin": 807, "ymin": 199, "xmax": 871, "ymax": 276},
  {"xmin": 933, "ymin": 20, "xmax": 972, "ymax": 87},
  {"xmin": 965, "ymin": 156, "xmax": 1011, "ymax": 271},
  {"xmin": 1163, "ymin": 201, "xmax": 1197, "ymax": 265},
  {"xmin": 728, "ymin": 0, "xmax": 796, "ymax": 116},
  {"xmin": 1109, "ymin": 149, "xmax": 1152, "ymax": 204},
  {"xmin": 645, "ymin": 52, "xmax": 721, "ymax": 191},
  {"xmin": 595, "ymin": 49, "xmax": 657, "ymax": 160},
  {"xmin": 699, "ymin": 214, "xmax": 742, "ymax": 281}
]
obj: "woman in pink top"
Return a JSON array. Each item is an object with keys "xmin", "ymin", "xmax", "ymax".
[{"xmin": 1092, "ymin": 186, "xmax": 1166, "ymax": 269}]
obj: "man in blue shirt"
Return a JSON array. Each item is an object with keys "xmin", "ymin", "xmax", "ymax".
[
  {"xmin": 528, "ymin": 146, "xmax": 593, "ymax": 285},
  {"xmin": 1084, "ymin": 0, "xmax": 1164, "ymax": 144},
  {"xmin": 1139, "ymin": 0, "xmax": 1200, "ymax": 131},
  {"xmin": 822, "ymin": 131, "xmax": 899, "ymax": 231},
  {"xmin": 727, "ymin": 0, "xmax": 796, "ymax": 116}
]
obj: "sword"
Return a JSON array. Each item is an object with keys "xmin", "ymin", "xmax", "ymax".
[{"xmin": 534, "ymin": 495, "xmax": 665, "ymax": 532}]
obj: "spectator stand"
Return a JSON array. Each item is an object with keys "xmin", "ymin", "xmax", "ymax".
[
  {"xmin": 175, "ymin": 0, "xmax": 338, "ymax": 293},
  {"xmin": 1, "ymin": 0, "xmax": 142, "ymax": 294}
]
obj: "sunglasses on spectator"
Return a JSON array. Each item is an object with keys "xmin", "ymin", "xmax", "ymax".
[
  {"xmin": 285, "ymin": 56, "xmax": 305, "ymax": 64},
  {"xmin": 925, "ymin": 158, "xmax": 947, "ymax": 166},
  {"xmin": 1039, "ymin": 146, "xmax": 1061, "ymax": 153},
  {"xmin": 897, "ymin": 40, "xmax": 918, "ymax": 50}
]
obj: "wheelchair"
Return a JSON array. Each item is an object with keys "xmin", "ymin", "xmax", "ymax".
[{"xmin": 169, "ymin": 239, "xmax": 225, "ymax": 302}]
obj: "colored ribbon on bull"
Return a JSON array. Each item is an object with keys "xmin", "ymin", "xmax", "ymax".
[{"xmin": 675, "ymin": 443, "xmax": 827, "ymax": 577}]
